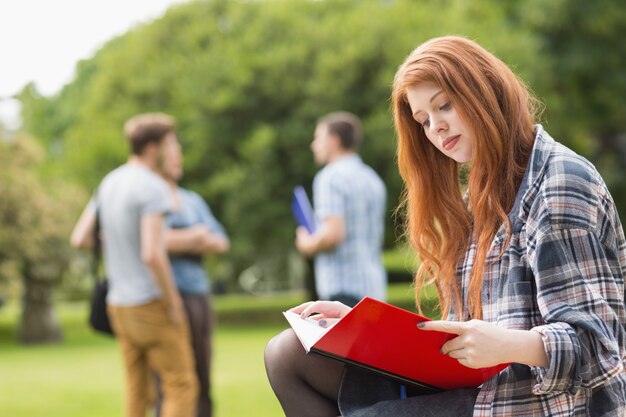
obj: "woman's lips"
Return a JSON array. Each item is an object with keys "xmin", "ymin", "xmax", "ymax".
[{"xmin": 442, "ymin": 135, "xmax": 460, "ymax": 151}]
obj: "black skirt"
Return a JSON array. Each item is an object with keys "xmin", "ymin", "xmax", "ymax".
[{"xmin": 338, "ymin": 366, "xmax": 480, "ymax": 417}]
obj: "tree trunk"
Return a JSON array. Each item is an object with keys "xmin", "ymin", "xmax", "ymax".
[{"xmin": 18, "ymin": 277, "xmax": 62, "ymax": 344}]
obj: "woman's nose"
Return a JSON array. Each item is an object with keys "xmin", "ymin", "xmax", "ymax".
[{"xmin": 430, "ymin": 117, "xmax": 447, "ymax": 135}]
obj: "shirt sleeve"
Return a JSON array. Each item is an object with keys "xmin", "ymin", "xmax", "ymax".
[
  {"xmin": 191, "ymin": 192, "xmax": 229, "ymax": 241},
  {"xmin": 139, "ymin": 175, "xmax": 172, "ymax": 216},
  {"xmin": 87, "ymin": 196, "xmax": 97, "ymax": 213},
  {"xmin": 528, "ymin": 226, "xmax": 626, "ymax": 395},
  {"xmin": 313, "ymin": 172, "xmax": 345, "ymax": 220}
]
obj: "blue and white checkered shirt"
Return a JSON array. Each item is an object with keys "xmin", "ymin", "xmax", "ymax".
[
  {"xmin": 460, "ymin": 126, "xmax": 626, "ymax": 417},
  {"xmin": 313, "ymin": 154, "xmax": 387, "ymax": 302}
]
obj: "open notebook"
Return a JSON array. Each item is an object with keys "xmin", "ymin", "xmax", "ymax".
[{"xmin": 284, "ymin": 297, "xmax": 509, "ymax": 391}]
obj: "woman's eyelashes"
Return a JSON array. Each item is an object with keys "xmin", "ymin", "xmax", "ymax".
[{"xmin": 416, "ymin": 102, "xmax": 451, "ymax": 129}]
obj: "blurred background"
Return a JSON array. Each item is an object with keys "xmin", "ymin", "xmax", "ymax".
[{"xmin": 1, "ymin": 0, "xmax": 625, "ymax": 415}]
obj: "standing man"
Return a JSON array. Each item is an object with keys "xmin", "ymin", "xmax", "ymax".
[
  {"xmin": 156, "ymin": 125, "xmax": 230, "ymax": 417},
  {"xmin": 295, "ymin": 111, "xmax": 387, "ymax": 307},
  {"xmin": 70, "ymin": 113, "xmax": 198, "ymax": 417}
]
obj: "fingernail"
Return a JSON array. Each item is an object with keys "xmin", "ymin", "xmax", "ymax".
[
  {"xmin": 417, "ymin": 322, "xmax": 425, "ymax": 328},
  {"xmin": 318, "ymin": 319, "xmax": 327, "ymax": 328}
]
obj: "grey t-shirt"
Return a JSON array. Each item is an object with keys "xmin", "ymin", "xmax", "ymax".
[{"xmin": 96, "ymin": 163, "xmax": 172, "ymax": 306}]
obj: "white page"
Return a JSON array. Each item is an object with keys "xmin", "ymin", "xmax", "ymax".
[{"xmin": 283, "ymin": 310, "xmax": 334, "ymax": 351}]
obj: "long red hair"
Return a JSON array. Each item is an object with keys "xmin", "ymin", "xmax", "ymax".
[{"xmin": 392, "ymin": 36, "xmax": 539, "ymax": 319}]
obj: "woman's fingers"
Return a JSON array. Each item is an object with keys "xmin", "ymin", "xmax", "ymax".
[
  {"xmin": 290, "ymin": 300, "xmax": 352, "ymax": 319},
  {"xmin": 290, "ymin": 301, "xmax": 315, "ymax": 314}
]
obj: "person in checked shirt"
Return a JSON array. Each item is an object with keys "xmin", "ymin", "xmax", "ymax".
[{"xmin": 264, "ymin": 36, "xmax": 626, "ymax": 417}]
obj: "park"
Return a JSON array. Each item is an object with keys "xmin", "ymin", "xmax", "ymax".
[{"xmin": 1, "ymin": 0, "xmax": 625, "ymax": 416}]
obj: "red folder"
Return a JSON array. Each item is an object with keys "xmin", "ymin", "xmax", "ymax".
[{"xmin": 284, "ymin": 297, "xmax": 508, "ymax": 391}]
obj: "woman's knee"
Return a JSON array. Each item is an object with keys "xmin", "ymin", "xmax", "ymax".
[{"xmin": 264, "ymin": 329, "xmax": 302, "ymax": 377}]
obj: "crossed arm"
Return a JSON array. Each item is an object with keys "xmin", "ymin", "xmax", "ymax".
[
  {"xmin": 167, "ymin": 225, "xmax": 230, "ymax": 255},
  {"xmin": 71, "ymin": 202, "xmax": 230, "ymax": 257}
]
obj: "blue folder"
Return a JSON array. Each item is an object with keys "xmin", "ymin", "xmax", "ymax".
[{"xmin": 291, "ymin": 186, "xmax": 316, "ymax": 233}]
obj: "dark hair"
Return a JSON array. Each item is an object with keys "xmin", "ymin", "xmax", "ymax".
[
  {"xmin": 317, "ymin": 111, "xmax": 363, "ymax": 150},
  {"xmin": 123, "ymin": 113, "xmax": 176, "ymax": 155}
]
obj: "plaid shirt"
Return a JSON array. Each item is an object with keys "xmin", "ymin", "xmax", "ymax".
[
  {"xmin": 313, "ymin": 154, "xmax": 387, "ymax": 301},
  {"xmin": 458, "ymin": 126, "xmax": 626, "ymax": 416}
]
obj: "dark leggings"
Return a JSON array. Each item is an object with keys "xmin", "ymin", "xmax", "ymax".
[
  {"xmin": 264, "ymin": 328, "xmax": 479, "ymax": 417},
  {"xmin": 265, "ymin": 328, "xmax": 344, "ymax": 416}
]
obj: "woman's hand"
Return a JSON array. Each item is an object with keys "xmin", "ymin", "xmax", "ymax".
[
  {"xmin": 291, "ymin": 300, "xmax": 352, "ymax": 321},
  {"xmin": 418, "ymin": 319, "xmax": 548, "ymax": 369}
]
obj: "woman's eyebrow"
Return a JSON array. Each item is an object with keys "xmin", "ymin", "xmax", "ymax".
[
  {"xmin": 429, "ymin": 90, "xmax": 444, "ymax": 103},
  {"xmin": 412, "ymin": 90, "xmax": 444, "ymax": 118}
]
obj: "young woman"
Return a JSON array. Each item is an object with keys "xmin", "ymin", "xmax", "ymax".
[{"xmin": 264, "ymin": 36, "xmax": 626, "ymax": 417}]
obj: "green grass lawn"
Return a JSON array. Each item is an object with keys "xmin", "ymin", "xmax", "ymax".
[
  {"xmin": 0, "ymin": 303, "xmax": 284, "ymax": 417},
  {"xmin": 0, "ymin": 283, "xmax": 428, "ymax": 417}
]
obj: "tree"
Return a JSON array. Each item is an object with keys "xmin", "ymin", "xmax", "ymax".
[
  {"xmin": 0, "ymin": 135, "xmax": 82, "ymax": 343},
  {"xmin": 19, "ymin": 0, "xmax": 540, "ymax": 290},
  {"xmin": 514, "ymin": 0, "xmax": 626, "ymax": 213}
]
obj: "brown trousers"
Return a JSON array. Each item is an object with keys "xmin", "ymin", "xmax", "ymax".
[
  {"xmin": 108, "ymin": 299, "xmax": 198, "ymax": 417},
  {"xmin": 155, "ymin": 294, "xmax": 214, "ymax": 417}
]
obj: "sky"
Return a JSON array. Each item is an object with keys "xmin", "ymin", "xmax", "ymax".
[{"xmin": 0, "ymin": 0, "xmax": 188, "ymax": 130}]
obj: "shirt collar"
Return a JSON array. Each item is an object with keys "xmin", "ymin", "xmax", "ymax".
[
  {"xmin": 326, "ymin": 153, "xmax": 361, "ymax": 168},
  {"xmin": 518, "ymin": 124, "xmax": 557, "ymax": 224}
]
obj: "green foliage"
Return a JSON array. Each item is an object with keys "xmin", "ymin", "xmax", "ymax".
[
  {"xmin": 0, "ymin": 134, "xmax": 86, "ymax": 341},
  {"xmin": 18, "ymin": 0, "xmax": 626, "ymax": 290},
  {"xmin": 515, "ymin": 0, "xmax": 626, "ymax": 209},
  {"xmin": 0, "ymin": 135, "xmax": 82, "ymax": 289}
]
